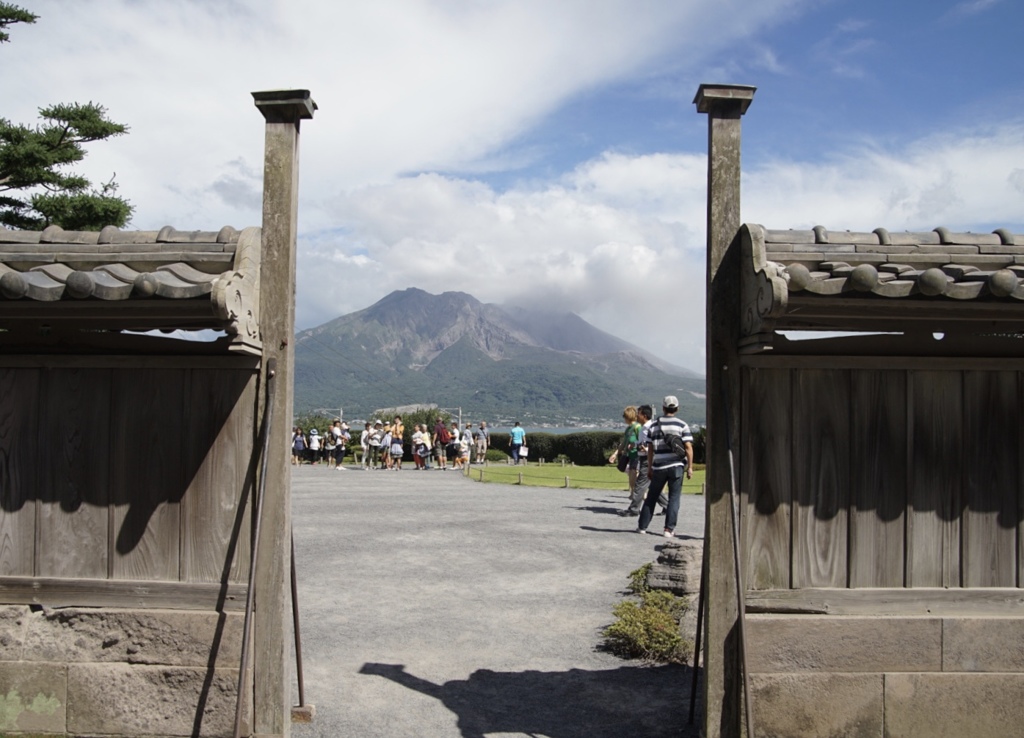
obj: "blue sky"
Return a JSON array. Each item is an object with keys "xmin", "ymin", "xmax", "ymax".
[{"xmin": 4, "ymin": 0, "xmax": 1022, "ymax": 372}]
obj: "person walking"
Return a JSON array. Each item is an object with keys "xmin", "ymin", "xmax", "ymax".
[
  {"xmin": 464, "ymin": 422, "xmax": 476, "ymax": 463},
  {"xmin": 358, "ymin": 422, "xmax": 372, "ymax": 469},
  {"xmin": 335, "ymin": 422, "xmax": 349, "ymax": 470},
  {"xmin": 619, "ymin": 404, "xmax": 655, "ymax": 517},
  {"xmin": 390, "ymin": 427, "xmax": 404, "ymax": 470},
  {"xmin": 379, "ymin": 424, "xmax": 393, "ymax": 470},
  {"xmin": 325, "ymin": 423, "xmax": 338, "ymax": 467},
  {"xmin": 637, "ymin": 396, "xmax": 693, "ymax": 538},
  {"xmin": 307, "ymin": 428, "xmax": 321, "ymax": 465},
  {"xmin": 432, "ymin": 418, "xmax": 450, "ymax": 470},
  {"xmin": 509, "ymin": 421, "xmax": 526, "ymax": 465},
  {"xmin": 609, "ymin": 406, "xmax": 642, "ymax": 510},
  {"xmin": 291, "ymin": 427, "xmax": 306, "ymax": 466},
  {"xmin": 475, "ymin": 421, "xmax": 489, "ymax": 463},
  {"xmin": 367, "ymin": 421, "xmax": 383, "ymax": 470}
]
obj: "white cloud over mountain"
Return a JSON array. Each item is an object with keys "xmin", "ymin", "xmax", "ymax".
[{"xmin": 3, "ymin": 0, "xmax": 1022, "ymax": 371}]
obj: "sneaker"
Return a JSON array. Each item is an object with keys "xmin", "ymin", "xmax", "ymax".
[
  {"xmin": 663, "ymin": 529, "xmax": 674, "ymax": 538},
  {"xmin": 618, "ymin": 510, "xmax": 639, "ymax": 517},
  {"xmin": 636, "ymin": 529, "xmax": 647, "ymax": 535}
]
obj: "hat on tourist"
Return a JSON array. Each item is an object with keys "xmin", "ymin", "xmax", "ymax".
[
  {"xmin": 663, "ymin": 395, "xmax": 679, "ymax": 410},
  {"xmin": 310, "ymin": 428, "xmax": 319, "ymax": 435}
]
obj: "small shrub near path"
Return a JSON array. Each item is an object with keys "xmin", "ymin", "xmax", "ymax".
[{"xmin": 602, "ymin": 564, "xmax": 692, "ymax": 664}]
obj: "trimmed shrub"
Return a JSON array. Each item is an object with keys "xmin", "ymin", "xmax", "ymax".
[
  {"xmin": 485, "ymin": 448, "xmax": 509, "ymax": 463},
  {"xmin": 487, "ymin": 429, "xmax": 621, "ymax": 466},
  {"xmin": 627, "ymin": 562, "xmax": 652, "ymax": 595},
  {"xmin": 559, "ymin": 431, "xmax": 620, "ymax": 466},
  {"xmin": 602, "ymin": 589, "xmax": 691, "ymax": 664}
]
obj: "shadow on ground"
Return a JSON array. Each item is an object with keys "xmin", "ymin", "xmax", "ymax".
[{"xmin": 359, "ymin": 661, "xmax": 701, "ymax": 738}]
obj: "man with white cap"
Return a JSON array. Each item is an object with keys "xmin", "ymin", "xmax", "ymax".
[{"xmin": 637, "ymin": 395, "xmax": 693, "ymax": 538}]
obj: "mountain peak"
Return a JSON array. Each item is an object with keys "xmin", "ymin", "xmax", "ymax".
[{"xmin": 294, "ymin": 289, "xmax": 705, "ymax": 423}]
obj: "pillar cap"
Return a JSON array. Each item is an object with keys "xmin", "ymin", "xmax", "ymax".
[
  {"xmin": 252, "ymin": 89, "xmax": 317, "ymax": 123},
  {"xmin": 693, "ymin": 84, "xmax": 756, "ymax": 115}
]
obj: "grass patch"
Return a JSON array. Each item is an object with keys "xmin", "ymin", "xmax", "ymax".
[{"xmin": 471, "ymin": 463, "xmax": 706, "ymax": 493}]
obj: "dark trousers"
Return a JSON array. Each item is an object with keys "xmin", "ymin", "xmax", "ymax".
[{"xmin": 639, "ymin": 466, "xmax": 683, "ymax": 532}]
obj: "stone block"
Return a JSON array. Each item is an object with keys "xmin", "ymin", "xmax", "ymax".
[
  {"xmin": 24, "ymin": 607, "xmax": 243, "ymax": 667},
  {"xmin": 942, "ymin": 617, "xmax": 1024, "ymax": 672},
  {"xmin": 67, "ymin": 663, "xmax": 240, "ymax": 737},
  {"xmin": 0, "ymin": 661, "xmax": 67, "ymax": 734},
  {"xmin": 0, "ymin": 604, "xmax": 30, "ymax": 659},
  {"xmin": 747, "ymin": 616, "xmax": 941, "ymax": 673},
  {"xmin": 647, "ymin": 539, "xmax": 702, "ymax": 595},
  {"xmin": 885, "ymin": 673, "xmax": 1024, "ymax": 738},
  {"xmin": 752, "ymin": 672, "xmax": 882, "ymax": 738}
]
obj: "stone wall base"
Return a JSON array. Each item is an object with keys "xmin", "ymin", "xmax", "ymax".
[
  {"xmin": 747, "ymin": 615, "xmax": 1024, "ymax": 738},
  {"xmin": 0, "ymin": 605, "xmax": 247, "ymax": 737}
]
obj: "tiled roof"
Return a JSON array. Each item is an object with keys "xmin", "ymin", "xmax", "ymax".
[
  {"xmin": 0, "ymin": 225, "xmax": 262, "ymax": 351},
  {"xmin": 759, "ymin": 226, "xmax": 1024, "ymax": 300},
  {"xmin": 741, "ymin": 224, "xmax": 1024, "ymax": 336}
]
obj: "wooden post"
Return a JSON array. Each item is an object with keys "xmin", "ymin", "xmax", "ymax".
[
  {"xmin": 252, "ymin": 89, "xmax": 316, "ymax": 738},
  {"xmin": 694, "ymin": 83, "xmax": 755, "ymax": 738}
]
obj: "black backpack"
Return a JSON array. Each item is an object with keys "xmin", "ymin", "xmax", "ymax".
[{"xmin": 664, "ymin": 430, "xmax": 689, "ymax": 466}]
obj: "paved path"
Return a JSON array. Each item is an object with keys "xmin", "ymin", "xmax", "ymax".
[{"xmin": 289, "ymin": 464, "xmax": 705, "ymax": 738}]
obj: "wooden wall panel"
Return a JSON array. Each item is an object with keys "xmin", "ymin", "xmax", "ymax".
[
  {"xmin": 907, "ymin": 371, "xmax": 962, "ymax": 587},
  {"xmin": 110, "ymin": 370, "xmax": 185, "ymax": 581},
  {"xmin": 0, "ymin": 369, "xmax": 38, "ymax": 576},
  {"xmin": 181, "ymin": 370, "xmax": 257, "ymax": 584},
  {"xmin": 791, "ymin": 369, "xmax": 850, "ymax": 588},
  {"xmin": 741, "ymin": 367, "xmax": 791, "ymax": 590},
  {"xmin": 849, "ymin": 370, "xmax": 907, "ymax": 588},
  {"xmin": 36, "ymin": 369, "xmax": 111, "ymax": 578},
  {"xmin": 962, "ymin": 371, "xmax": 1018, "ymax": 587}
]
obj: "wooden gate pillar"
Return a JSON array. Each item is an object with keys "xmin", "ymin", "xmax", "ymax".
[
  {"xmin": 252, "ymin": 89, "xmax": 316, "ymax": 738},
  {"xmin": 694, "ymin": 83, "xmax": 755, "ymax": 738}
]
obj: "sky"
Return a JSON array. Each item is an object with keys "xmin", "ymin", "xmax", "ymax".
[{"xmin": 3, "ymin": 0, "xmax": 1023, "ymax": 373}]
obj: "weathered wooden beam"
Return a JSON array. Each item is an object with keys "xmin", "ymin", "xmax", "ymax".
[
  {"xmin": 252, "ymin": 88, "xmax": 315, "ymax": 738},
  {"xmin": 0, "ymin": 576, "xmax": 246, "ymax": 611},
  {"xmin": 695, "ymin": 82, "xmax": 755, "ymax": 738},
  {"xmin": 746, "ymin": 587, "xmax": 1024, "ymax": 616}
]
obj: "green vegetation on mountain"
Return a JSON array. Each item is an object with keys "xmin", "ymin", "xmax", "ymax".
[{"xmin": 294, "ymin": 288, "xmax": 705, "ymax": 426}]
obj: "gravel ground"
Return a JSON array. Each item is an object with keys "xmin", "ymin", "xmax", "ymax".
[{"xmin": 289, "ymin": 463, "xmax": 706, "ymax": 738}]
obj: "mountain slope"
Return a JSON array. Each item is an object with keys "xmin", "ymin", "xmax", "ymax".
[{"xmin": 294, "ymin": 288, "xmax": 705, "ymax": 425}]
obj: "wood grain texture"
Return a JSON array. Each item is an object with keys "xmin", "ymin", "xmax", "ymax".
[
  {"xmin": 110, "ymin": 369, "xmax": 185, "ymax": 581},
  {"xmin": 746, "ymin": 587, "xmax": 1024, "ymax": 616},
  {"xmin": 962, "ymin": 371, "xmax": 1018, "ymax": 587},
  {"xmin": 0, "ymin": 368, "xmax": 38, "ymax": 576},
  {"xmin": 35, "ymin": 369, "xmax": 111, "ymax": 578},
  {"xmin": 741, "ymin": 367, "xmax": 792, "ymax": 589},
  {"xmin": 792, "ymin": 369, "xmax": 850, "ymax": 588},
  {"xmin": 907, "ymin": 371, "xmax": 963, "ymax": 587},
  {"xmin": 849, "ymin": 370, "xmax": 907, "ymax": 587},
  {"xmin": 181, "ymin": 370, "xmax": 257, "ymax": 584},
  {"xmin": 0, "ymin": 576, "xmax": 245, "ymax": 611}
]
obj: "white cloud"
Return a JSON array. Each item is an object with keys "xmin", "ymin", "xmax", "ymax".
[
  {"xmin": 4, "ymin": 0, "xmax": 1021, "ymax": 375},
  {"xmin": 947, "ymin": 0, "xmax": 1004, "ymax": 18},
  {"xmin": 3, "ymin": 0, "xmax": 810, "ymax": 232},
  {"xmin": 744, "ymin": 124, "xmax": 1024, "ymax": 231},
  {"xmin": 298, "ymin": 121, "xmax": 1024, "ymax": 372}
]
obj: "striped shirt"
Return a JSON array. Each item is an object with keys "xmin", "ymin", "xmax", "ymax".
[{"xmin": 648, "ymin": 415, "xmax": 693, "ymax": 471}]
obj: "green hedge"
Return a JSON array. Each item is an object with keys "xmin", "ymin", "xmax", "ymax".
[{"xmin": 489, "ymin": 431, "xmax": 620, "ymax": 466}]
